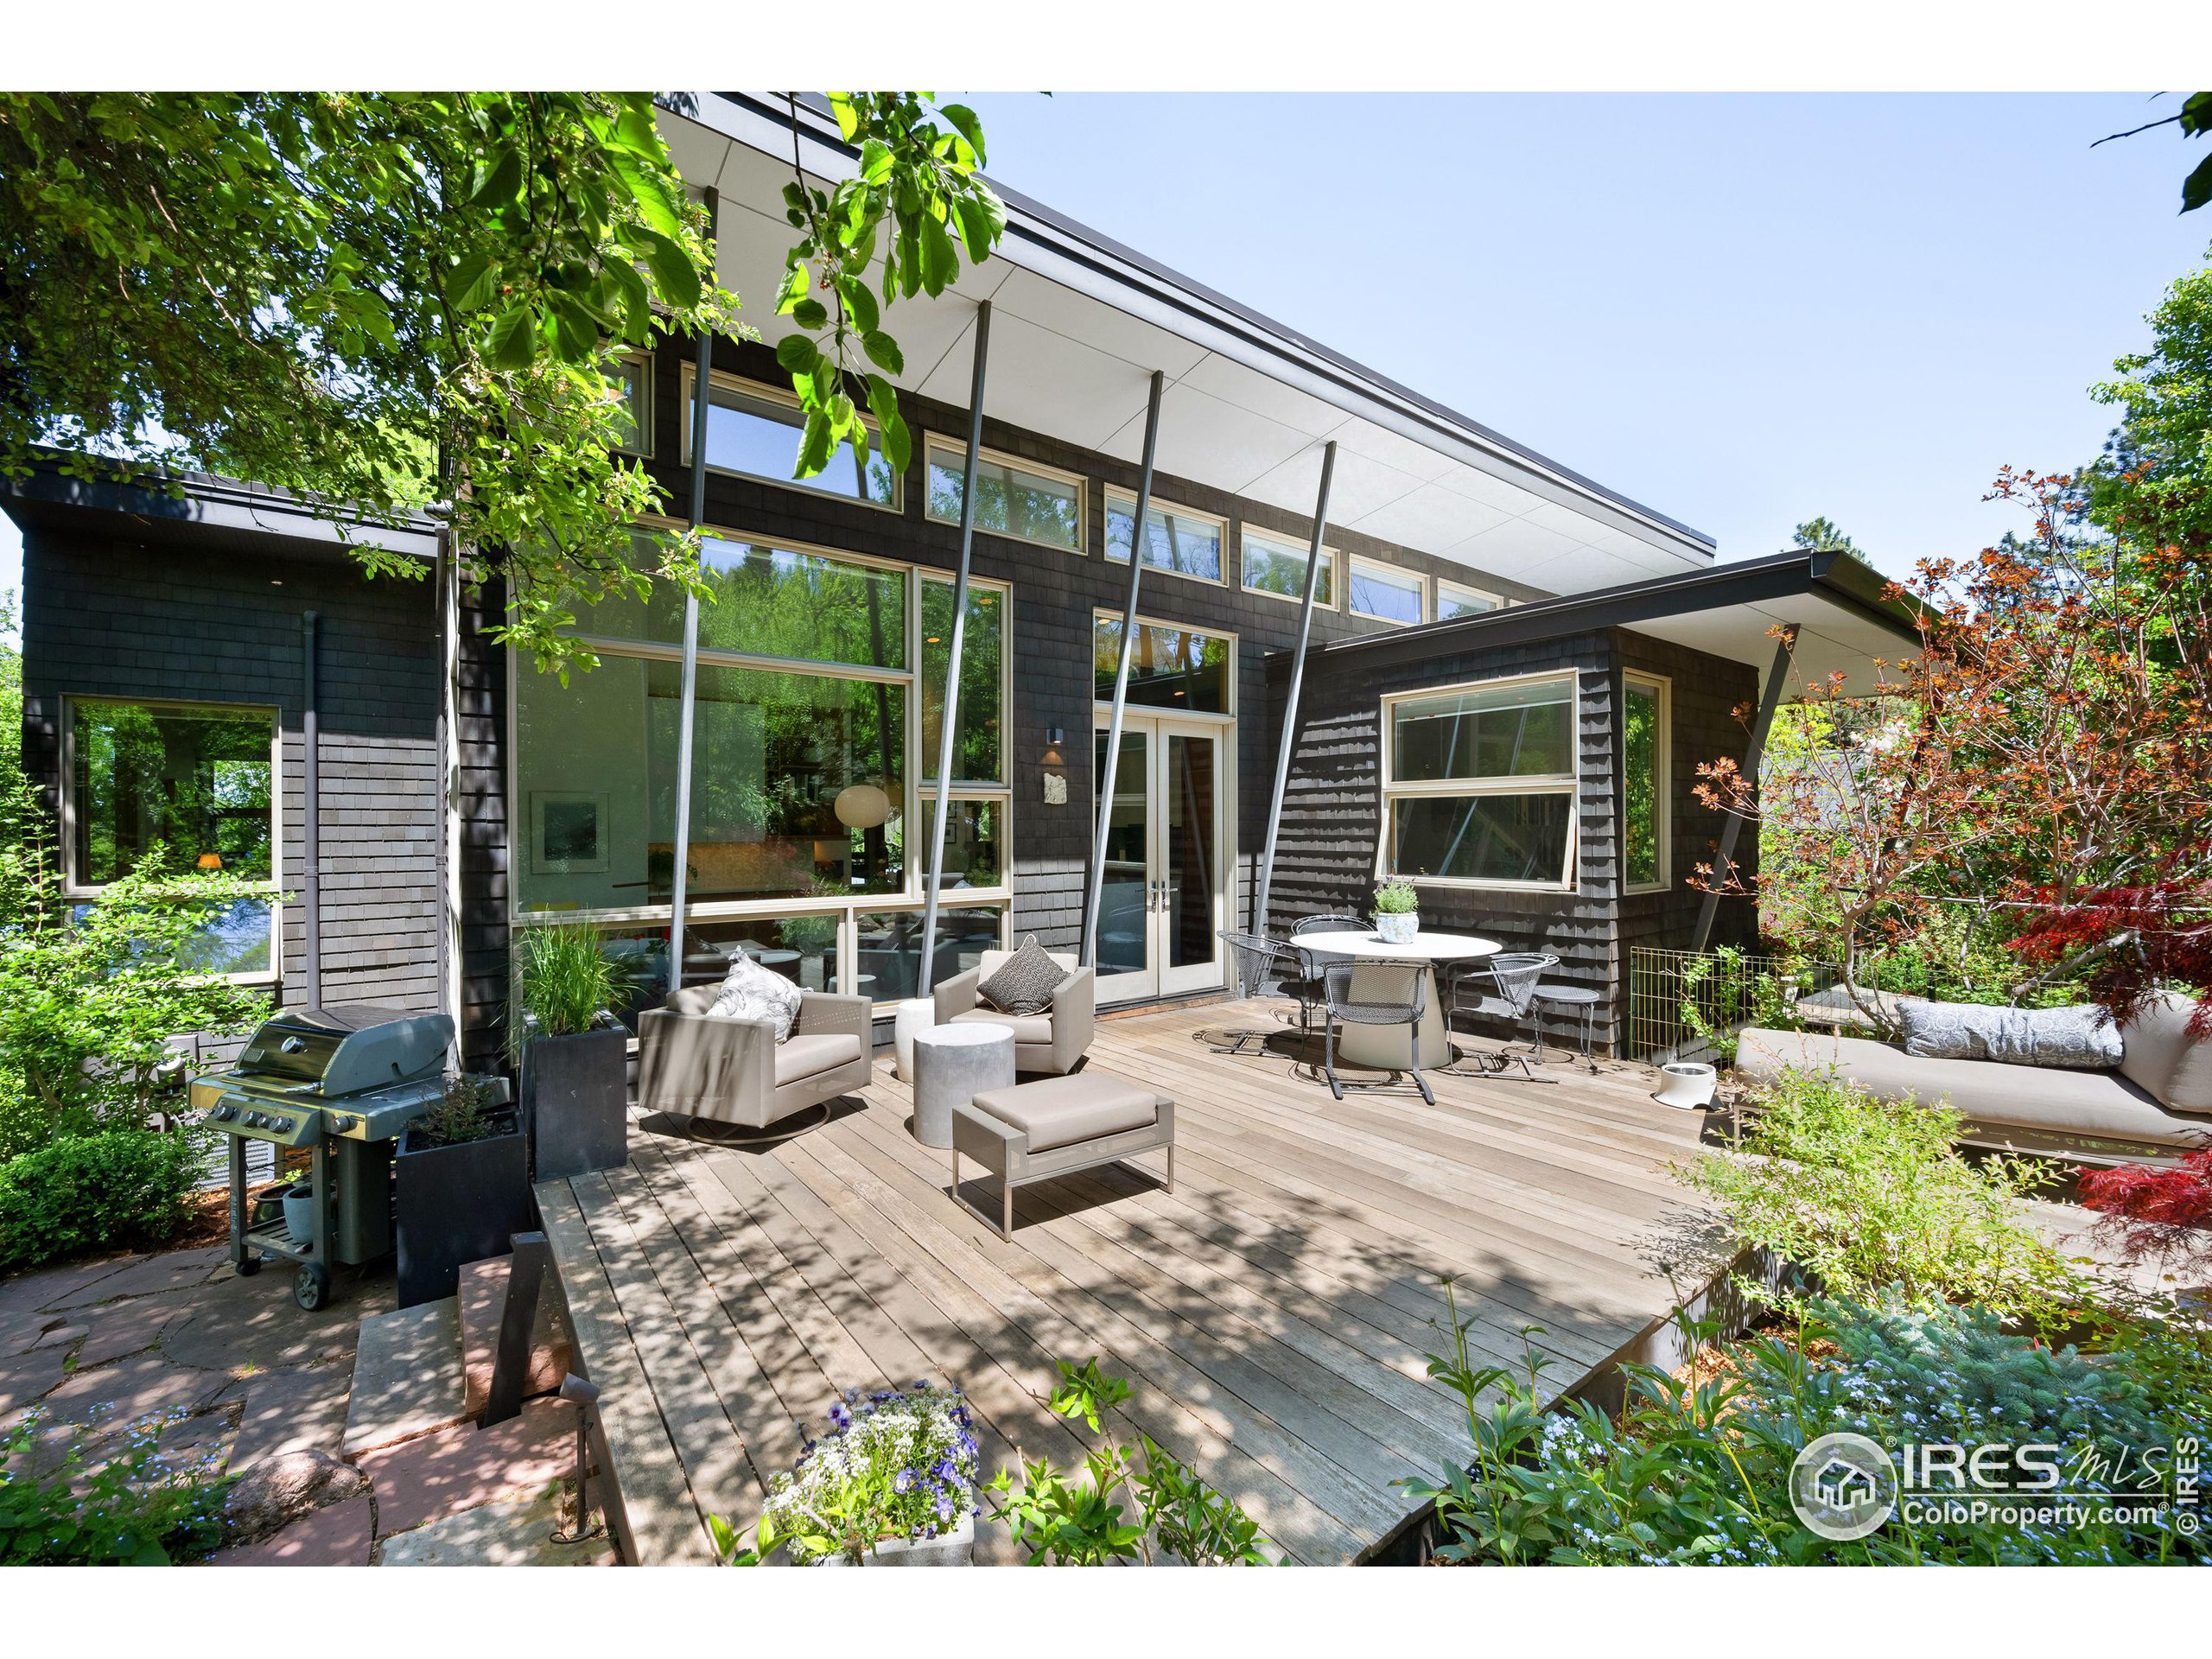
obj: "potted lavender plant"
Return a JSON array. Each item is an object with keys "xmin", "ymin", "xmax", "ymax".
[{"xmin": 714, "ymin": 1381, "xmax": 981, "ymax": 1565}]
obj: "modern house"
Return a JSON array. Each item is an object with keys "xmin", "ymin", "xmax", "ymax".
[{"xmin": 4, "ymin": 92, "xmax": 1917, "ymax": 1068}]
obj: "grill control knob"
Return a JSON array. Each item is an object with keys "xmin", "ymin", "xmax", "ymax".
[
  {"xmin": 329, "ymin": 1115, "xmax": 359, "ymax": 1134},
  {"xmin": 246, "ymin": 1112, "xmax": 266, "ymax": 1128},
  {"xmin": 280, "ymin": 1037, "xmax": 307, "ymax": 1054},
  {"xmin": 273, "ymin": 1117, "xmax": 293, "ymax": 1133}
]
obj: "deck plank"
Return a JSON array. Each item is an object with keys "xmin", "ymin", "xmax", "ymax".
[{"xmin": 550, "ymin": 998, "xmax": 1718, "ymax": 1565}]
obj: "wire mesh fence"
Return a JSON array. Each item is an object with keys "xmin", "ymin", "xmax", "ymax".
[{"xmin": 1626, "ymin": 946, "xmax": 1842, "ymax": 1064}]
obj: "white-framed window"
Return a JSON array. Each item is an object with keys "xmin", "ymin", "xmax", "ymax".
[
  {"xmin": 925, "ymin": 436, "xmax": 1086, "ymax": 552},
  {"xmin": 1622, "ymin": 671, "xmax": 1672, "ymax": 893},
  {"xmin": 1349, "ymin": 555, "xmax": 1426, "ymax": 626},
  {"xmin": 1241, "ymin": 528, "xmax": 1338, "ymax": 607},
  {"xmin": 611, "ymin": 352, "xmax": 653, "ymax": 457},
  {"xmin": 1103, "ymin": 488, "xmax": 1226, "ymax": 583},
  {"xmin": 512, "ymin": 528, "xmax": 1017, "ymax": 1008},
  {"xmin": 1377, "ymin": 671, "xmax": 1580, "ymax": 892},
  {"xmin": 1092, "ymin": 611, "xmax": 1237, "ymax": 717},
  {"xmin": 1436, "ymin": 576, "xmax": 1505, "ymax": 620},
  {"xmin": 62, "ymin": 696, "xmax": 282, "ymax": 981},
  {"xmin": 679, "ymin": 366, "xmax": 903, "ymax": 512}
]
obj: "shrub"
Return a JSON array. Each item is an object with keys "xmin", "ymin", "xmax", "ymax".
[
  {"xmin": 1407, "ymin": 1287, "xmax": 2211, "ymax": 1566},
  {"xmin": 0, "ymin": 1129, "xmax": 206, "ymax": 1273},
  {"xmin": 0, "ymin": 1406, "xmax": 232, "ymax": 1564},
  {"xmin": 1680, "ymin": 1065, "xmax": 2082, "ymax": 1318}
]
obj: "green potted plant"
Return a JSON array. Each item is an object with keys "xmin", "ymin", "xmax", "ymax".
[
  {"xmin": 395, "ymin": 1073, "xmax": 527, "ymax": 1308},
  {"xmin": 1373, "ymin": 877, "xmax": 1421, "ymax": 945},
  {"xmin": 514, "ymin": 925, "xmax": 632, "ymax": 1183}
]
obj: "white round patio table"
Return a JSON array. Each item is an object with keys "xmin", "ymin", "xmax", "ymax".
[{"xmin": 1291, "ymin": 929, "xmax": 1501, "ymax": 1071}]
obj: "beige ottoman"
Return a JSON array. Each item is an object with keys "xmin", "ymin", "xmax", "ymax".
[{"xmin": 950, "ymin": 1072, "xmax": 1175, "ymax": 1240}]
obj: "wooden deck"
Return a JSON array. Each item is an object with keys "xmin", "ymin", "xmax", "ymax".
[{"xmin": 537, "ymin": 998, "xmax": 1724, "ymax": 1565}]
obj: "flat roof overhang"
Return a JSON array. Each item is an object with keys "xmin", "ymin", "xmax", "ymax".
[
  {"xmin": 1289, "ymin": 548, "xmax": 1922, "ymax": 698},
  {"xmin": 0, "ymin": 456, "xmax": 441, "ymax": 565},
  {"xmin": 658, "ymin": 92, "xmax": 1717, "ymax": 598}
]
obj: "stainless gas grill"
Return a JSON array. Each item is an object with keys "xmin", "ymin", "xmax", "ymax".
[{"xmin": 190, "ymin": 1004, "xmax": 454, "ymax": 1310}]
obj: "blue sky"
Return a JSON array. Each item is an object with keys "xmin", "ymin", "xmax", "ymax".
[{"xmin": 5, "ymin": 92, "xmax": 2204, "ymax": 629}]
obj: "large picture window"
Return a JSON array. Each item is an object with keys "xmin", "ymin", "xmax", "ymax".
[
  {"xmin": 926, "ymin": 438, "xmax": 1085, "ymax": 552},
  {"xmin": 1093, "ymin": 615, "xmax": 1234, "ymax": 715},
  {"xmin": 67, "ymin": 699, "xmax": 279, "ymax": 978},
  {"xmin": 515, "ymin": 531, "xmax": 1014, "ymax": 1008},
  {"xmin": 1436, "ymin": 577, "xmax": 1504, "ymax": 620},
  {"xmin": 1379, "ymin": 672, "xmax": 1580, "ymax": 890},
  {"xmin": 1104, "ymin": 489, "xmax": 1225, "ymax": 583},
  {"xmin": 1622, "ymin": 672, "xmax": 1671, "ymax": 892},
  {"xmin": 1241, "ymin": 529, "xmax": 1336, "ymax": 607},
  {"xmin": 681, "ymin": 368, "xmax": 901, "ymax": 511}
]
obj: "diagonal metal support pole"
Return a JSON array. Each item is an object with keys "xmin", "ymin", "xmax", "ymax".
[
  {"xmin": 1250, "ymin": 442, "xmax": 1337, "ymax": 937},
  {"xmin": 1690, "ymin": 623, "xmax": 1799, "ymax": 955},
  {"xmin": 919, "ymin": 301, "xmax": 993, "ymax": 994},
  {"xmin": 666, "ymin": 187, "xmax": 719, "ymax": 996},
  {"xmin": 1081, "ymin": 369, "xmax": 1165, "ymax": 968}
]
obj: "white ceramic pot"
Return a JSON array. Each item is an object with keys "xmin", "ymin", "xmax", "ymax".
[
  {"xmin": 892, "ymin": 997, "xmax": 937, "ymax": 1084},
  {"xmin": 814, "ymin": 1511, "xmax": 975, "ymax": 1566},
  {"xmin": 1652, "ymin": 1061, "xmax": 1719, "ymax": 1110},
  {"xmin": 1374, "ymin": 911, "xmax": 1418, "ymax": 945}
]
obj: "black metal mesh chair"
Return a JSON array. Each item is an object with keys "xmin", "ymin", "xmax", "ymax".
[
  {"xmin": 1319, "ymin": 957, "xmax": 1434, "ymax": 1105},
  {"xmin": 1444, "ymin": 952, "xmax": 1560, "ymax": 1082},
  {"xmin": 1213, "ymin": 931, "xmax": 1319, "ymax": 1055}
]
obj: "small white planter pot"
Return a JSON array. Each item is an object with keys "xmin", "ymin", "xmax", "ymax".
[
  {"xmin": 814, "ymin": 1511, "xmax": 975, "ymax": 1566},
  {"xmin": 1652, "ymin": 1061, "xmax": 1719, "ymax": 1110},
  {"xmin": 1374, "ymin": 911, "xmax": 1419, "ymax": 945},
  {"xmin": 892, "ymin": 997, "xmax": 937, "ymax": 1084}
]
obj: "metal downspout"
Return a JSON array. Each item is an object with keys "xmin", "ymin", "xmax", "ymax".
[{"xmin": 301, "ymin": 610, "xmax": 321, "ymax": 1009}]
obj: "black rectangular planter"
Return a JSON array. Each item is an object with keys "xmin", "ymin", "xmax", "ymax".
[
  {"xmin": 524, "ymin": 1027, "xmax": 629, "ymax": 1182},
  {"xmin": 394, "ymin": 1109, "xmax": 531, "ymax": 1310}
]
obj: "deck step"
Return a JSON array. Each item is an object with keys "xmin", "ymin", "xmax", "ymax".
[
  {"xmin": 459, "ymin": 1255, "xmax": 574, "ymax": 1419},
  {"xmin": 343, "ymin": 1298, "xmax": 468, "ymax": 1458}
]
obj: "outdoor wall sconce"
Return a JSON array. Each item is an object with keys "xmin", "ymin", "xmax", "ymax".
[{"xmin": 1040, "ymin": 726, "xmax": 1068, "ymax": 804}]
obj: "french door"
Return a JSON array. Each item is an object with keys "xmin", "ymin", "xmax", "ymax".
[{"xmin": 1093, "ymin": 714, "xmax": 1229, "ymax": 1003}]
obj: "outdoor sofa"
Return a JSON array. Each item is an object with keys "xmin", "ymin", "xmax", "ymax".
[{"xmin": 1738, "ymin": 988, "xmax": 2212, "ymax": 1166}]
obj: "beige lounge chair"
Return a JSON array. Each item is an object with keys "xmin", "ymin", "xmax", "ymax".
[
  {"xmin": 931, "ymin": 950, "xmax": 1095, "ymax": 1076},
  {"xmin": 638, "ymin": 988, "xmax": 873, "ymax": 1136}
]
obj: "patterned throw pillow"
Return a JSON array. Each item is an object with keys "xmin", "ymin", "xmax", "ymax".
[
  {"xmin": 1898, "ymin": 1000, "xmax": 2121, "ymax": 1071},
  {"xmin": 709, "ymin": 950, "xmax": 804, "ymax": 1043},
  {"xmin": 978, "ymin": 936, "xmax": 1070, "ymax": 1018}
]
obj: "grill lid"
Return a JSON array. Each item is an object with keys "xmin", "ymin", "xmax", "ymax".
[{"xmin": 233, "ymin": 1003, "xmax": 454, "ymax": 1096}]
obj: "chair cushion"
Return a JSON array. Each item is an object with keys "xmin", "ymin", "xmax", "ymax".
[
  {"xmin": 710, "ymin": 951, "xmax": 803, "ymax": 1042},
  {"xmin": 773, "ymin": 1032, "xmax": 862, "ymax": 1086},
  {"xmin": 1738, "ymin": 1027, "xmax": 2212, "ymax": 1150},
  {"xmin": 969, "ymin": 1073, "xmax": 1160, "ymax": 1153},
  {"xmin": 977, "ymin": 936, "xmax": 1070, "ymax": 1017},
  {"xmin": 1898, "ymin": 999, "xmax": 2121, "ymax": 1071},
  {"xmin": 2120, "ymin": 991, "xmax": 2212, "ymax": 1114},
  {"xmin": 950, "ymin": 1007, "xmax": 1053, "ymax": 1047}
]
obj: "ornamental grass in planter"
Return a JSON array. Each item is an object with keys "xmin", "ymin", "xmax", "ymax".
[
  {"xmin": 395, "ymin": 1074, "xmax": 528, "ymax": 1309},
  {"xmin": 712, "ymin": 1382, "xmax": 981, "ymax": 1565},
  {"xmin": 514, "ymin": 924, "xmax": 632, "ymax": 1182}
]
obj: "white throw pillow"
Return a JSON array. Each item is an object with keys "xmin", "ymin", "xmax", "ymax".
[{"xmin": 709, "ymin": 950, "xmax": 803, "ymax": 1043}]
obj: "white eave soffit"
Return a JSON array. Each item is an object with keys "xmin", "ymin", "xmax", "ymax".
[{"xmin": 657, "ymin": 94, "xmax": 1715, "ymax": 594}]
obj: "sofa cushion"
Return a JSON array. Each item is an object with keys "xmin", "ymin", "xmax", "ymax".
[
  {"xmin": 709, "ymin": 951, "xmax": 803, "ymax": 1042},
  {"xmin": 978, "ymin": 936, "xmax": 1070, "ymax": 1017},
  {"xmin": 969, "ymin": 1072, "xmax": 1160, "ymax": 1153},
  {"xmin": 2119, "ymin": 990, "xmax": 2212, "ymax": 1115},
  {"xmin": 1898, "ymin": 999, "xmax": 2120, "ymax": 1070},
  {"xmin": 1738, "ymin": 1027, "xmax": 2212, "ymax": 1151},
  {"xmin": 773, "ymin": 1032, "xmax": 861, "ymax": 1086},
  {"xmin": 950, "ymin": 1007, "xmax": 1053, "ymax": 1047}
]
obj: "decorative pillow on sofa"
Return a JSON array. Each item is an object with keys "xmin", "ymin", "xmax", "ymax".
[
  {"xmin": 709, "ymin": 950, "xmax": 803, "ymax": 1042},
  {"xmin": 1898, "ymin": 999, "xmax": 2121, "ymax": 1071},
  {"xmin": 2118, "ymin": 990, "xmax": 2212, "ymax": 1115},
  {"xmin": 978, "ymin": 936, "xmax": 1069, "ymax": 1018}
]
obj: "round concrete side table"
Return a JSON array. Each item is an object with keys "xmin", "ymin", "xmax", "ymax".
[{"xmin": 908, "ymin": 1023, "xmax": 1014, "ymax": 1150}]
